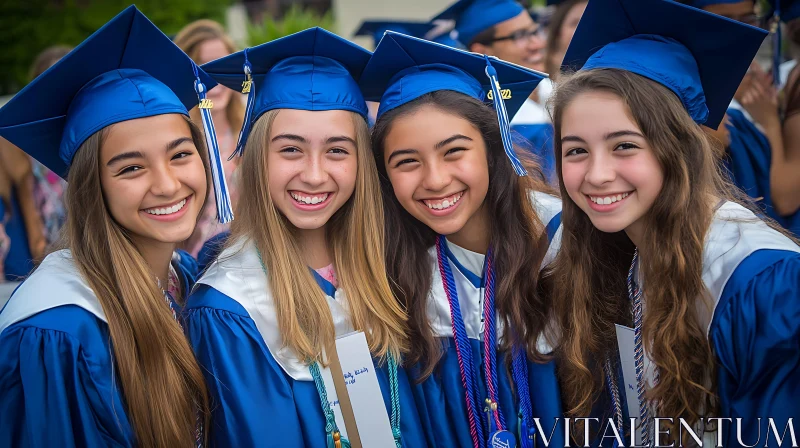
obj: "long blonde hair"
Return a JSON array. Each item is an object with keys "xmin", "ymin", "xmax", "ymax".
[
  {"xmin": 230, "ymin": 110, "xmax": 408, "ymax": 363},
  {"xmin": 174, "ymin": 19, "xmax": 245, "ymax": 134},
  {"xmin": 63, "ymin": 115, "xmax": 210, "ymax": 447}
]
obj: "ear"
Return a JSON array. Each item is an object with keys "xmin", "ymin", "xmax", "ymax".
[{"xmin": 469, "ymin": 42, "xmax": 494, "ymax": 56}]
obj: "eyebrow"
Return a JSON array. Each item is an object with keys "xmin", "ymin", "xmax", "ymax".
[
  {"xmin": 271, "ymin": 133, "xmax": 306, "ymax": 143},
  {"xmin": 386, "ymin": 148, "xmax": 418, "ymax": 164},
  {"xmin": 105, "ymin": 137, "xmax": 193, "ymax": 167},
  {"xmin": 326, "ymin": 135, "xmax": 357, "ymax": 146},
  {"xmin": 435, "ymin": 134, "xmax": 473, "ymax": 149},
  {"xmin": 560, "ymin": 130, "xmax": 644, "ymax": 144}
]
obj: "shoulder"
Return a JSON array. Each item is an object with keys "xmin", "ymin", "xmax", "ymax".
[
  {"xmin": 193, "ymin": 237, "xmax": 267, "ymax": 310},
  {"xmin": 528, "ymin": 190, "xmax": 562, "ymax": 225}
]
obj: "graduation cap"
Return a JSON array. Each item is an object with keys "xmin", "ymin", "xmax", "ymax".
[
  {"xmin": 768, "ymin": 0, "xmax": 800, "ymax": 84},
  {"xmin": 562, "ymin": 0, "xmax": 768, "ymax": 129},
  {"xmin": 0, "ymin": 6, "xmax": 234, "ymax": 223},
  {"xmin": 360, "ymin": 31, "xmax": 546, "ymax": 176},
  {"xmin": 433, "ymin": 0, "xmax": 526, "ymax": 46},
  {"xmin": 201, "ymin": 27, "xmax": 371, "ymax": 158},
  {"xmin": 354, "ymin": 20, "xmax": 437, "ymax": 48}
]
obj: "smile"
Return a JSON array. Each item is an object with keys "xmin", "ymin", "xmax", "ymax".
[
  {"xmin": 143, "ymin": 197, "xmax": 188, "ymax": 216},
  {"xmin": 588, "ymin": 192, "xmax": 630, "ymax": 205},
  {"xmin": 421, "ymin": 191, "xmax": 464, "ymax": 211},
  {"xmin": 290, "ymin": 191, "xmax": 330, "ymax": 205}
]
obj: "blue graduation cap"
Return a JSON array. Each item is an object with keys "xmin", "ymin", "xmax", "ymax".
[
  {"xmin": 201, "ymin": 27, "xmax": 371, "ymax": 158},
  {"xmin": 768, "ymin": 0, "xmax": 800, "ymax": 84},
  {"xmin": 562, "ymin": 0, "xmax": 768, "ymax": 129},
  {"xmin": 354, "ymin": 20, "xmax": 437, "ymax": 47},
  {"xmin": 360, "ymin": 31, "xmax": 546, "ymax": 176},
  {"xmin": 433, "ymin": 0, "xmax": 526, "ymax": 46},
  {"xmin": 0, "ymin": 6, "xmax": 234, "ymax": 223}
]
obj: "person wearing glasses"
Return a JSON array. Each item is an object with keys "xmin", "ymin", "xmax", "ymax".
[{"xmin": 433, "ymin": 0, "xmax": 558, "ymax": 183}]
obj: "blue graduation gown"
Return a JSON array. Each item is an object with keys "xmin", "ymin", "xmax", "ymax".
[
  {"xmin": 724, "ymin": 107, "xmax": 800, "ymax": 236},
  {"xmin": 510, "ymin": 97, "xmax": 556, "ymax": 185},
  {"xmin": 410, "ymin": 191, "xmax": 565, "ymax": 448},
  {"xmin": 2, "ymin": 191, "xmax": 34, "ymax": 281},
  {"xmin": 604, "ymin": 202, "xmax": 800, "ymax": 446},
  {"xmin": 184, "ymin": 238, "xmax": 427, "ymax": 447},
  {"xmin": 0, "ymin": 249, "xmax": 198, "ymax": 447}
]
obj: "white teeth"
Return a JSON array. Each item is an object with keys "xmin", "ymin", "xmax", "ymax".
[
  {"xmin": 145, "ymin": 198, "xmax": 186, "ymax": 216},
  {"xmin": 291, "ymin": 192, "xmax": 329, "ymax": 205},
  {"xmin": 589, "ymin": 192, "xmax": 630, "ymax": 205},
  {"xmin": 424, "ymin": 192, "xmax": 463, "ymax": 210}
]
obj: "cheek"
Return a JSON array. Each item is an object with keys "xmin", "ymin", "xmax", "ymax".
[
  {"xmin": 386, "ymin": 170, "xmax": 418, "ymax": 204},
  {"xmin": 620, "ymin": 156, "xmax": 664, "ymax": 195},
  {"xmin": 182, "ymin": 158, "xmax": 209, "ymax": 201},
  {"xmin": 560, "ymin": 162, "xmax": 586, "ymax": 200},
  {"xmin": 100, "ymin": 178, "xmax": 143, "ymax": 224}
]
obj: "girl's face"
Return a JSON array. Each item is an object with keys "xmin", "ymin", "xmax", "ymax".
[
  {"xmin": 560, "ymin": 91, "xmax": 663, "ymax": 239},
  {"xmin": 267, "ymin": 109, "xmax": 358, "ymax": 231},
  {"xmin": 197, "ymin": 38, "xmax": 233, "ymax": 111},
  {"xmin": 383, "ymin": 104, "xmax": 490, "ymax": 239},
  {"xmin": 100, "ymin": 114, "xmax": 207, "ymax": 247}
]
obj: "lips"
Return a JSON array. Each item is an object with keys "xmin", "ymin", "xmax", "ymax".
[
  {"xmin": 142, "ymin": 197, "xmax": 188, "ymax": 216},
  {"xmin": 421, "ymin": 191, "xmax": 464, "ymax": 211},
  {"xmin": 588, "ymin": 192, "xmax": 630, "ymax": 205}
]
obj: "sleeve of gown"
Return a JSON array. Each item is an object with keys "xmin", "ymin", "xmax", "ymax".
[
  {"xmin": 0, "ymin": 325, "xmax": 122, "ymax": 448},
  {"xmin": 185, "ymin": 284, "xmax": 307, "ymax": 447},
  {"xmin": 710, "ymin": 249, "xmax": 800, "ymax": 445}
]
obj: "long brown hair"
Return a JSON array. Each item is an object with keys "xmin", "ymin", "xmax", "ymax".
[
  {"xmin": 545, "ymin": 68, "xmax": 736, "ymax": 430},
  {"xmin": 63, "ymin": 115, "xmax": 211, "ymax": 447},
  {"xmin": 544, "ymin": 0, "xmax": 587, "ymax": 80},
  {"xmin": 230, "ymin": 110, "xmax": 408, "ymax": 363},
  {"xmin": 174, "ymin": 20, "xmax": 245, "ymax": 135},
  {"xmin": 371, "ymin": 90, "xmax": 555, "ymax": 379}
]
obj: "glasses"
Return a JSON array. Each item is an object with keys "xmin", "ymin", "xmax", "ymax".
[{"xmin": 478, "ymin": 26, "xmax": 543, "ymax": 46}]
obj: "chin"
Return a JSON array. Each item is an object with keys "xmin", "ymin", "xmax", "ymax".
[{"xmin": 584, "ymin": 216, "xmax": 629, "ymax": 235}]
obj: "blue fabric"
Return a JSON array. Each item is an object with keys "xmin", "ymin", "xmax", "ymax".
[
  {"xmin": 197, "ymin": 231, "xmax": 231, "ymax": 273},
  {"xmin": 710, "ymin": 249, "xmax": 800, "ymax": 445},
  {"xmin": 310, "ymin": 268, "xmax": 337, "ymax": 298},
  {"xmin": 410, "ymin": 339, "xmax": 565, "ymax": 447},
  {"xmin": 2, "ymin": 193, "xmax": 34, "ymax": 281},
  {"xmin": 546, "ymin": 212, "xmax": 562, "ymax": 243},
  {"xmin": 562, "ymin": 0, "xmax": 768, "ymax": 129},
  {"xmin": 0, "ymin": 255, "xmax": 198, "ymax": 446},
  {"xmin": 432, "ymin": 0, "xmax": 525, "ymax": 46},
  {"xmin": 512, "ymin": 123, "xmax": 556, "ymax": 184},
  {"xmin": 185, "ymin": 285, "xmax": 428, "ymax": 447},
  {"xmin": 201, "ymin": 28, "xmax": 371, "ymax": 121},
  {"xmin": 360, "ymin": 32, "xmax": 545, "ymax": 123},
  {"xmin": 442, "ymin": 243, "xmax": 484, "ymax": 288},
  {"xmin": 0, "ymin": 6, "xmax": 215, "ymax": 178}
]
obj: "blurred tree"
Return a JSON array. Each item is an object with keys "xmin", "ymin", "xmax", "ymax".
[
  {"xmin": 247, "ymin": 4, "xmax": 334, "ymax": 46},
  {"xmin": 0, "ymin": 0, "xmax": 231, "ymax": 96}
]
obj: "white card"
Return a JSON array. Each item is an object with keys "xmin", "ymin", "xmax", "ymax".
[{"xmin": 334, "ymin": 331, "xmax": 395, "ymax": 447}]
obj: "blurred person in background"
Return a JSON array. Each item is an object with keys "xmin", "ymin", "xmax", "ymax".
[
  {"xmin": 174, "ymin": 19, "xmax": 245, "ymax": 259},
  {"xmin": 543, "ymin": 0, "xmax": 587, "ymax": 82}
]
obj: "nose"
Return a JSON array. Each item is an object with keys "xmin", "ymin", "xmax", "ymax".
[
  {"xmin": 151, "ymin": 163, "xmax": 182, "ymax": 198},
  {"xmin": 421, "ymin": 161, "xmax": 452, "ymax": 192},
  {"xmin": 585, "ymin": 152, "xmax": 616, "ymax": 187},
  {"xmin": 527, "ymin": 32, "xmax": 545, "ymax": 51},
  {"xmin": 299, "ymin": 153, "xmax": 329, "ymax": 187}
]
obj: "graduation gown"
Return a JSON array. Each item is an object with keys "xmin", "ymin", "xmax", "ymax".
[
  {"xmin": 184, "ymin": 238, "xmax": 427, "ymax": 447},
  {"xmin": 607, "ymin": 201, "xmax": 800, "ymax": 446},
  {"xmin": 2, "ymin": 191, "xmax": 34, "ymax": 281},
  {"xmin": 0, "ymin": 249, "xmax": 199, "ymax": 447},
  {"xmin": 410, "ymin": 191, "xmax": 566, "ymax": 448},
  {"xmin": 510, "ymin": 98, "xmax": 556, "ymax": 185}
]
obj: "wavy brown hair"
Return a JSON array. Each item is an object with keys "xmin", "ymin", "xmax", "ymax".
[
  {"xmin": 545, "ymin": 69, "xmax": 736, "ymax": 433},
  {"xmin": 63, "ymin": 115, "xmax": 211, "ymax": 447},
  {"xmin": 371, "ymin": 90, "xmax": 555, "ymax": 378},
  {"xmin": 230, "ymin": 110, "xmax": 408, "ymax": 363}
]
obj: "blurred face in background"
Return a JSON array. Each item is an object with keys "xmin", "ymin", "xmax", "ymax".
[
  {"xmin": 472, "ymin": 11, "xmax": 547, "ymax": 73},
  {"xmin": 197, "ymin": 38, "xmax": 234, "ymax": 110}
]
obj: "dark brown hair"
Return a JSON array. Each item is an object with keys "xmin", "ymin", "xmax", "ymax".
[
  {"xmin": 544, "ymin": 0, "xmax": 588, "ymax": 79},
  {"xmin": 371, "ymin": 90, "xmax": 555, "ymax": 378}
]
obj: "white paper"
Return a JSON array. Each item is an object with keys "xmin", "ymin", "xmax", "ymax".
[{"xmin": 335, "ymin": 331, "xmax": 395, "ymax": 447}]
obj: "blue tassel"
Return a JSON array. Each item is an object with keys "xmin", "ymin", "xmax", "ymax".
[
  {"xmin": 192, "ymin": 63, "xmax": 234, "ymax": 224},
  {"xmin": 519, "ymin": 414, "xmax": 534, "ymax": 448},
  {"xmin": 231, "ymin": 49, "xmax": 256, "ymax": 160},
  {"xmin": 483, "ymin": 55, "xmax": 528, "ymax": 176},
  {"xmin": 773, "ymin": 3, "xmax": 782, "ymax": 87}
]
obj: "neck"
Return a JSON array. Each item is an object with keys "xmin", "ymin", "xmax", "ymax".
[
  {"xmin": 447, "ymin": 204, "xmax": 491, "ymax": 254},
  {"xmin": 132, "ymin": 237, "xmax": 176, "ymax": 288},
  {"xmin": 211, "ymin": 107, "xmax": 229, "ymax": 128},
  {"xmin": 296, "ymin": 225, "xmax": 331, "ymax": 270},
  {"xmin": 529, "ymin": 86, "xmax": 540, "ymax": 103},
  {"xmin": 624, "ymin": 221, "xmax": 644, "ymax": 254}
]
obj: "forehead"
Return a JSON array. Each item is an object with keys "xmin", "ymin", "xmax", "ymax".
[
  {"xmin": 101, "ymin": 113, "xmax": 192, "ymax": 157},
  {"xmin": 384, "ymin": 105, "xmax": 481, "ymax": 147},
  {"xmin": 493, "ymin": 11, "xmax": 535, "ymax": 35},
  {"xmin": 561, "ymin": 91, "xmax": 639, "ymax": 135},
  {"xmin": 197, "ymin": 38, "xmax": 230, "ymax": 63},
  {"xmin": 270, "ymin": 109, "xmax": 355, "ymax": 139}
]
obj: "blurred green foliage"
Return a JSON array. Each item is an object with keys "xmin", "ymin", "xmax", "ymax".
[
  {"xmin": 0, "ymin": 0, "xmax": 231, "ymax": 96},
  {"xmin": 247, "ymin": 5, "xmax": 335, "ymax": 46}
]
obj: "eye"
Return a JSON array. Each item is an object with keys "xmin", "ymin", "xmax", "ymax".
[
  {"xmin": 444, "ymin": 147, "xmax": 466, "ymax": 156},
  {"xmin": 564, "ymin": 147, "xmax": 587, "ymax": 157},
  {"xmin": 394, "ymin": 158, "xmax": 419, "ymax": 168},
  {"xmin": 117, "ymin": 165, "xmax": 142, "ymax": 176},
  {"xmin": 328, "ymin": 147, "xmax": 350, "ymax": 155},
  {"xmin": 615, "ymin": 142, "xmax": 640, "ymax": 151},
  {"xmin": 172, "ymin": 151, "xmax": 194, "ymax": 160},
  {"xmin": 280, "ymin": 146, "xmax": 301, "ymax": 154}
]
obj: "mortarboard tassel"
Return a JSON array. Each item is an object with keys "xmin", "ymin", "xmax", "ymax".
[
  {"xmin": 231, "ymin": 48, "xmax": 256, "ymax": 159},
  {"xmin": 484, "ymin": 55, "xmax": 528, "ymax": 176},
  {"xmin": 773, "ymin": 0, "xmax": 782, "ymax": 87},
  {"xmin": 193, "ymin": 63, "xmax": 234, "ymax": 224}
]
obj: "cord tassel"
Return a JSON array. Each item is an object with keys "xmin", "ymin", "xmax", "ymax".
[
  {"xmin": 232, "ymin": 49, "xmax": 255, "ymax": 159},
  {"xmin": 193, "ymin": 63, "xmax": 233, "ymax": 224},
  {"xmin": 484, "ymin": 55, "xmax": 527, "ymax": 176}
]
